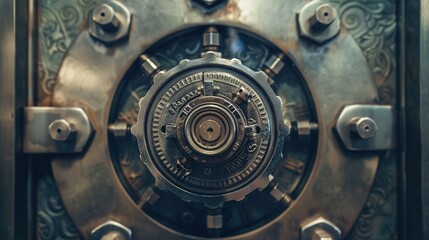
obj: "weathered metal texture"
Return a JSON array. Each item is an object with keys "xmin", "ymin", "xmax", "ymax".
[
  {"xmin": 49, "ymin": 1, "xmax": 377, "ymax": 240},
  {"xmin": 301, "ymin": 217, "xmax": 342, "ymax": 240},
  {"xmin": 330, "ymin": 1, "xmax": 397, "ymax": 239},
  {"xmin": 1, "ymin": 0, "xmax": 32, "ymax": 239},
  {"xmin": 24, "ymin": 107, "xmax": 94, "ymax": 154},
  {"xmin": 34, "ymin": 0, "xmax": 398, "ymax": 240},
  {"xmin": 402, "ymin": 0, "xmax": 429, "ymax": 239},
  {"xmin": 335, "ymin": 105, "xmax": 395, "ymax": 151},
  {"xmin": 131, "ymin": 53, "xmax": 286, "ymax": 208},
  {"xmin": 37, "ymin": 175, "xmax": 81, "ymax": 239},
  {"xmin": 0, "ymin": 0, "xmax": 17, "ymax": 238}
]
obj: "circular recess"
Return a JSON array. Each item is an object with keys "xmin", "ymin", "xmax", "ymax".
[
  {"xmin": 108, "ymin": 26, "xmax": 318, "ymax": 237},
  {"xmin": 134, "ymin": 55, "xmax": 285, "ymax": 201}
]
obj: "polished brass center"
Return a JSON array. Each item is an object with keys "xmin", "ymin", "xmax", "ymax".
[
  {"xmin": 184, "ymin": 104, "xmax": 237, "ymax": 156},
  {"xmin": 198, "ymin": 119, "xmax": 222, "ymax": 142}
]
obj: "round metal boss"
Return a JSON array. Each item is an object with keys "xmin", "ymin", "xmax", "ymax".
[{"xmin": 132, "ymin": 52, "xmax": 285, "ymax": 207}]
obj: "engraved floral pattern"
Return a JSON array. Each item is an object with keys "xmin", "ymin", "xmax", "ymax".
[
  {"xmin": 37, "ymin": 175, "xmax": 81, "ymax": 240},
  {"xmin": 330, "ymin": 0, "xmax": 396, "ymax": 105},
  {"xmin": 37, "ymin": 0, "xmax": 101, "ymax": 105},
  {"xmin": 328, "ymin": 0, "xmax": 398, "ymax": 239}
]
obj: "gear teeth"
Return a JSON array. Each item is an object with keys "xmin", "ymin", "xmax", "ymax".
[
  {"xmin": 203, "ymin": 51, "xmax": 219, "ymax": 61},
  {"xmin": 132, "ymin": 49, "xmax": 286, "ymax": 209},
  {"xmin": 276, "ymin": 96, "xmax": 283, "ymax": 105},
  {"xmin": 130, "ymin": 124, "xmax": 137, "ymax": 136},
  {"xmin": 138, "ymin": 96, "xmax": 145, "ymax": 107},
  {"xmin": 231, "ymin": 58, "xmax": 242, "ymax": 64},
  {"xmin": 153, "ymin": 71, "xmax": 166, "ymax": 82},
  {"xmin": 179, "ymin": 59, "xmax": 190, "ymax": 66},
  {"xmin": 255, "ymin": 70, "xmax": 269, "ymax": 82},
  {"xmin": 154, "ymin": 179, "xmax": 167, "ymax": 191}
]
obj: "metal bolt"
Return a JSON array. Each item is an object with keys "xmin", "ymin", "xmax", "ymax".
[
  {"xmin": 301, "ymin": 217, "xmax": 341, "ymax": 240},
  {"xmin": 108, "ymin": 121, "xmax": 129, "ymax": 138},
  {"xmin": 294, "ymin": 121, "xmax": 318, "ymax": 137},
  {"xmin": 207, "ymin": 213, "xmax": 223, "ymax": 229},
  {"xmin": 232, "ymin": 87, "xmax": 249, "ymax": 104},
  {"xmin": 100, "ymin": 231, "xmax": 126, "ymax": 240},
  {"xmin": 263, "ymin": 54, "xmax": 285, "ymax": 78},
  {"xmin": 93, "ymin": 4, "xmax": 119, "ymax": 32},
  {"xmin": 140, "ymin": 55, "xmax": 162, "ymax": 78},
  {"xmin": 141, "ymin": 187, "xmax": 160, "ymax": 205},
  {"xmin": 349, "ymin": 117, "xmax": 378, "ymax": 139},
  {"xmin": 298, "ymin": 1, "xmax": 340, "ymax": 44},
  {"xmin": 191, "ymin": 0, "xmax": 228, "ymax": 14},
  {"xmin": 270, "ymin": 182, "xmax": 293, "ymax": 205},
  {"xmin": 48, "ymin": 119, "xmax": 76, "ymax": 141},
  {"xmin": 312, "ymin": 228, "xmax": 334, "ymax": 240},
  {"xmin": 310, "ymin": 4, "xmax": 336, "ymax": 30},
  {"xmin": 203, "ymin": 27, "xmax": 220, "ymax": 50},
  {"xmin": 90, "ymin": 220, "xmax": 131, "ymax": 240}
]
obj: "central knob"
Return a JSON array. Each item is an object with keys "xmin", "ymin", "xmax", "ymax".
[
  {"xmin": 198, "ymin": 119, "xmax": 221, "ymax": 142},
  {"xmin": 132, "ymin": 52, "xmax": 286, "ymax": 204},
  {"xmin": 184, "ymin": 104, "xmax": 237, "ymax": 157}
]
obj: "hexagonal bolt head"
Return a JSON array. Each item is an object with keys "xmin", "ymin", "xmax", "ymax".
[
  {"xmin": 90, "ymin": 220, "xmax": 131, "ymax": 240},
  {"xmin": 191, "ymin": 0, "xmax": 228, "ymax": 13},
  {"xmin": 89, "ymin": 1, "xmax": 131, "ymax": 44},
  {"xmin": 140, "ymin": 55, "xmax": 162, "ymax": 77},
  {"xmin": 313, "ymin": 228, "xmax": 334, "ymax": 240},
  {"xmin": 310, "ymin": 4, "xmax": 336, "ymax": 30},
  {"xmin": 349, "ymin": 117, "xmax": 378, "ymax": 139},
  {"xmin": 301, "ymin": 217, "xmax": 341, "ymax": 240},
  {"xmin": 92, "ymin": 3, "xmax": 119, "ymax": 32},
  {"xmin": 48, "ymin": 119, "xmax": 76, "ymax": 141},
  {"xmin": 297, "ymin": 1, "xmax": 340, "ymax": 44}
]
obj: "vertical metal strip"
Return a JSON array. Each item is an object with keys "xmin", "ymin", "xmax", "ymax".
[
  {"xmin": 402, "ymin": 0, "xmax": 429, "ymax": 239},
  {"xmin": 0, "ymin": 0, "xmax": 31, "ymax": 239},
  {"xmin": 0, "ymin": 0, "xmax": 17, "ymax": 239},
  {"xmin": 27, "ymin": 0, "xmax": 37, "ymax": 237},
  {"xmin": 15, "ymin": 0, "xmax": 30, "ymax": 238},
  {"xmin": 420, "ymin": 0, "xmax": 429, "ymax": 238}
]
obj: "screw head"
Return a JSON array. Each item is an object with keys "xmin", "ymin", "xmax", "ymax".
[
  {"xmin": 191, "ymin": 0, "xmax": 228, "ymax": 13},
  {"xmin": 301, "ymin": 217, "xmax": 341, "ymax": 240},
  {"xmin": 48, "ymin": 119, "xmax": 75, "ymax": 141},
  {"xmin": 311, "ymin": 4, "xmax": 336, "ymax": 28},
  {"xmin": 313, "ymin": 228, "xmax": 334, "ymax": 240},
  {"xmin": 297, "ymin": 1, "xmax": 340, "ymax": 44},
  {"xmin": 88, "ymin": 1, "xmax": 132, "ymax": 43},
  {"xmin": 90, "ymin": 220, "xmax": 131, "ymax": 240},
  {"xmin": 100, "ymin": 231, "xmax": 126, "ymax": 240},
  {"xmin": 92, "ymin": 4, "xmax": 119, "ymax": 32},
  {"xmin": 349, "ymin": 117, "xmax": 378, "ymax": 139}
]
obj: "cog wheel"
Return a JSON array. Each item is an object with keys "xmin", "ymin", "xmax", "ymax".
[{"xmin": 132, "ymin": 52, "xmax": 287, "ymax": 208}]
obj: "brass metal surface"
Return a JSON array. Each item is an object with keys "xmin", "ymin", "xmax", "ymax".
[{"xmin": 23, "ymin": 107, "xmax": 94, "ymax": 154}]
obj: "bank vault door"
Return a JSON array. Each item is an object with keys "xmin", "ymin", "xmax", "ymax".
[{"xmin": 28, "ymin": 0, "xmax": 397, "ymax": 239}]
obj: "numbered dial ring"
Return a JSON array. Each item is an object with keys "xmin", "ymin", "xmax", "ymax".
[{"xmin": 132, "ymin": 52, "xmax": 286, "ymax": 207}]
